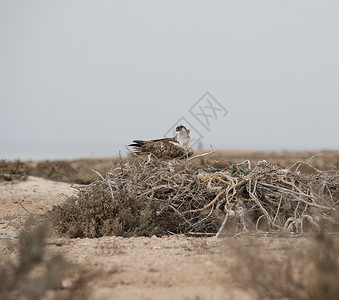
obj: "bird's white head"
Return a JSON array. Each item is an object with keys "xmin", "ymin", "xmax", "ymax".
[{"xmin": 175, "ymin": 125, "xmax": 191, "ymax": 148}]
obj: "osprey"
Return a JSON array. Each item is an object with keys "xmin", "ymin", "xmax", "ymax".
[{"xmin": 129, "ymin": 125, "xmax": 194, "ymax": 159}]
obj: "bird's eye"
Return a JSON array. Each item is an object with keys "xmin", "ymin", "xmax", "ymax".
[{"xmin": 175, "ymin": 126, "xmax": 180, "ymax": 131}]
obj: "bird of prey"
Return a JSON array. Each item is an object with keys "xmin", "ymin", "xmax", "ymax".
[{"xmin": 129, "ymin": 125, "xmax": 194, "ymax": 159}]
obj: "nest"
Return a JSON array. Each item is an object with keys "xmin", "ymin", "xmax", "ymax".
[{"xmin": 48, "ymin": 153, "xmax": 339, "ymax": 238}]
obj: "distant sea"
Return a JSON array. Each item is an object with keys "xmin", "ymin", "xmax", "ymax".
[{"xmin": 0, "ymin": 142, "xmax": 126, "ymax": 161}]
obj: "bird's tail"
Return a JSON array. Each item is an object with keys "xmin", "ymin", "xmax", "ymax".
[{"xmin": 128, "ymin": 140, "xmax": 145, "ymax": 148}]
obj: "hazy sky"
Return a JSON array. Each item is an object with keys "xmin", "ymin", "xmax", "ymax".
[{"xmin": 1, "ymin": 1, "xmax": 339, "ymax": 159}]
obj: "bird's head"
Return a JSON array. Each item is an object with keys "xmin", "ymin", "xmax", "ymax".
[
  {"xmin": 175, "ymin": 125, "xmax": 190, "ymax": 135},
  {"xmin": 175, "ymin": 125, "xmax": 190, "ymax": 147}
]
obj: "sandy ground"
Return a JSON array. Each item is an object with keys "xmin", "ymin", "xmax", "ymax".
[
  {"xmin": 0, "ymin": 176, "xmax": 74, "ymax": 240},
  {"xmin": 0, "ymin": 176, "xmax": 331, "ymax": 300}
]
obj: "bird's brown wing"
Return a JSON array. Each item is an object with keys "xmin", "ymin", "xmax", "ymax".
[
  {"xmin": 129, "ymin": 137, "xmax": 176, "ymax": 149},
  {"xmin": 130, "ymin": 138, "xmax": 191, "ymax": 159}
]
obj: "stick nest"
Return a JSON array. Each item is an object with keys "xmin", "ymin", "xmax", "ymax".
[{"xmin": 48, "ymin": 155, "xmax": 339, "ymax": 238}]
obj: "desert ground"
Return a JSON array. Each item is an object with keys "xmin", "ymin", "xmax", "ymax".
[{"xmin": 0, "ymin": 150, "xmax": 338, "ymax": 300}]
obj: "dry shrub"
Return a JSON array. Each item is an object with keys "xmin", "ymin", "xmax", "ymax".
[
  {"xmin": 307, "ymin": 233, "xmax": 339, "ymax": 300},
  {"xmin": 48, "ymin": 154, "xmax": 339, "ymax": 238},
  {"xmin": 0, "ymin": 217, "xmax": 91, "ymax": 300},
  {"xmin": 203, "ymin": 150, "xmax": 339, "ymax": 172},
  {"xmin": 70, "ymin": 158, "xmax": 119, "ymax": 181},
  {"xmin": 0, "ymin": 218, "xmax": 65, "ymax": 300},
  {"xmin": 27, "ymin": 159, "xmax": 117, "ymax": 184},
  {"xmin": 0, "ymin": 160, "xmax": 27, "ymax": 181},
  {"xmin": 28, "ymin": 160, "xmax": 82, "ymax": 183},
  {"xmin": 227, "ymin": 236, "xmax": 307, "ymax": 300},
  {"xmin": 227, "ymin": 232, "xmax": 339, "ymax": 300}
]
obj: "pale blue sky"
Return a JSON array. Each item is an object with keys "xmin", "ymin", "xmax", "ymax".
[{"xmin": 1, "ymin": 1, "xmax": 339, "ymax": 159}]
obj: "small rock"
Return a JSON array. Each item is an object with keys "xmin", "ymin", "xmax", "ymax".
[{"xmin": 61, "ymin": 278, "xmax": 73, "ymax": 289}]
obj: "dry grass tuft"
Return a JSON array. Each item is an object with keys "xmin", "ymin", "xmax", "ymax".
[{"xmin": 48, "ymin": 154, "xmax": 339, "ymax": 238}]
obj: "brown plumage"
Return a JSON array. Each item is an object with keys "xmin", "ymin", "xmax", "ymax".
[{"xmin": 129, "ymin": 125, "xmax": 194, "ymax": 159}]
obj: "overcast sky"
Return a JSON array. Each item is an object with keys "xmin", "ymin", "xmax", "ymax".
[{"xmin": 1, "ymin": 1, "xmax": 338, "ymax": 159}]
